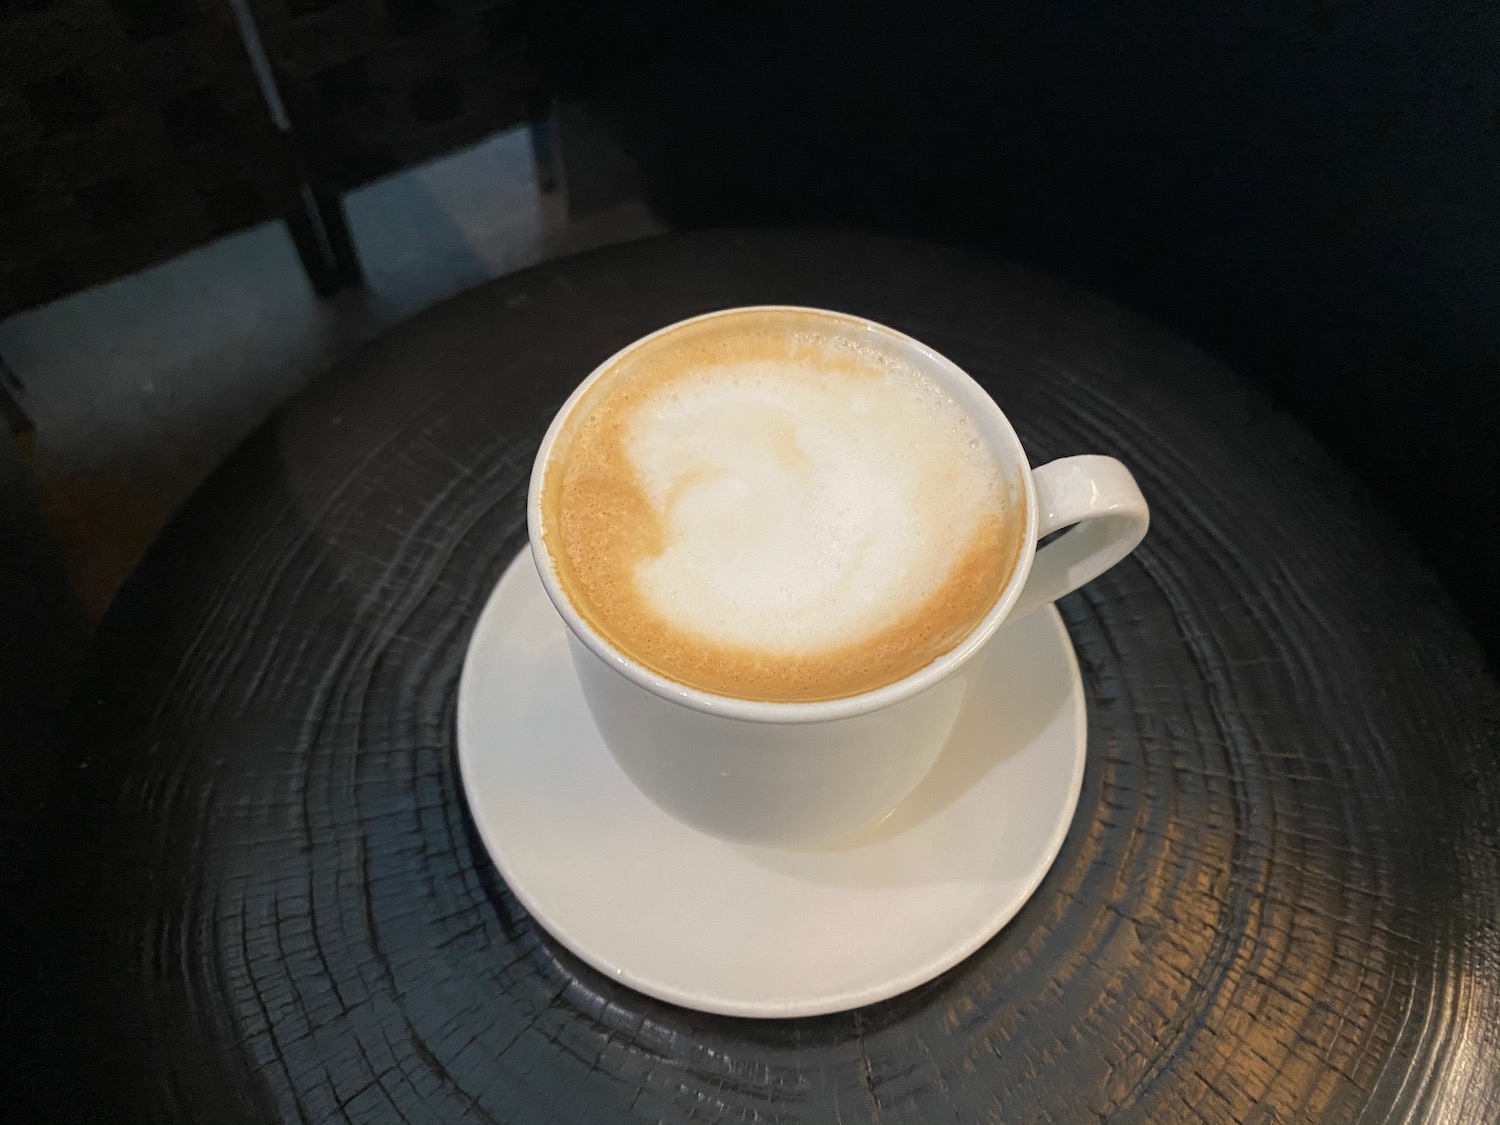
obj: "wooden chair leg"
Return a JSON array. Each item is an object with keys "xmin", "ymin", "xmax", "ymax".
[
  {"xmin": 284, "ymin": 191, "xmax": 363, "ymax": 298},
  {"xmin": 529, "ymin": 117, "xmax": 563, "ymax": 195},
  {"xmin": 0, "ymin": 353, "xmax": 34, "ymax": 437}
]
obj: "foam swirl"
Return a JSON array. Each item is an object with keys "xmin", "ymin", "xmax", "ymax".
[{"xmin": 541, "ymin": 310, "xmax": 1024, "ymax": 702}]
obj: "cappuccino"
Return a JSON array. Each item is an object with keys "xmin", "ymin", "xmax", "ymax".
[{"xmin": 540, "ymin": 309, "xmax": 1025, "ymax": 702}]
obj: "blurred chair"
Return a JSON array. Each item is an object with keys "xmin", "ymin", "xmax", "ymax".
[
  {"xmin": 246, "ymin": 0, "xmax": 547, "ymax": 204},
  {"xmin": 0, "ymin": 0, "xmax": 305, "ymax": 317},
  {"xmin": 1, "ymin": 0, "xmax": 549, "ymax": 433}
]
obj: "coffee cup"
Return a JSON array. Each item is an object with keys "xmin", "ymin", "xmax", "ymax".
[{"xmin": 527, "ymin": 306, "xmax": 1148, "ymax": 846}]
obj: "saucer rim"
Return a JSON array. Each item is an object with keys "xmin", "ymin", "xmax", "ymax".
[{"xmin": 457, "ymin": 549, "xmax": 1087, "ymax": 1018}]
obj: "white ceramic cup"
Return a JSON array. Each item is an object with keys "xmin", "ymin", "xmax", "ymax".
[{"xmin": 527, "ymin": 306, "xmax": 1149, "ymax": 847}]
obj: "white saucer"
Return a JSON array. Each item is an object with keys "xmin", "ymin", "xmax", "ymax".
[{"xmin": 457, "ymin": 550, "xmax": 1087, "ymax": 1018}]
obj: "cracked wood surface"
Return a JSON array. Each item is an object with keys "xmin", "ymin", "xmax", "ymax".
[{"xmin": 63, "ymin": 230, "xmax": 1500, "ymax": 1123}]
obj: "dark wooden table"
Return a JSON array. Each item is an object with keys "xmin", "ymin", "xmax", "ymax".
[{"xmin": 57, "ymin": 230, "xmax": 1500, "ymax": 1122}]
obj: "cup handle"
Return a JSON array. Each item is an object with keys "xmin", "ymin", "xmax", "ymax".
[{"xmin": 1010, "ymin": 455, "xmax": 1150, "ymax": 621}]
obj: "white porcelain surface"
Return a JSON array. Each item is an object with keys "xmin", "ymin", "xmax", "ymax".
[
  {"xmin": 565, "ymin": 629, "xmax": 968, "ymax": 845},
  {"xmin": 457, "ymin": 550, "xmax": 1088, "ymax": 1018},
  {"xmin": 525, "ymin": 306, "xmax": 1143, "ymax": 845}
]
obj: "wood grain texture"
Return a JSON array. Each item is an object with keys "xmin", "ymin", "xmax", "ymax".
[{"xmin": 62, "ymin": 230, "xmax": 1500, "ymax": 1123}]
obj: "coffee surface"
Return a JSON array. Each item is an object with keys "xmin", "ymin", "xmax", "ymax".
[{"xmin": 540, "ymin": 309, "xmax": 1025, "ymax": 701}]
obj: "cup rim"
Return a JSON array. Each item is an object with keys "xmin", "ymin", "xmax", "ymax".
[{"xmin": 525, "ymin": 305, "xmax": 1040, "ymax": 724}]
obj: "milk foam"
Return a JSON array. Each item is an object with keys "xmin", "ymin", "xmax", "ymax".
[
  {"xmin": 541, "ymin": 310, "xmax": 1024, "ymax": 702},
  {"xmin": 626, "ymin": 360, "xmax": 1003, "ymax": 654}
]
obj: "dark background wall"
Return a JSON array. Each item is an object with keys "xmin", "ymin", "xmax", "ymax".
[{"xmin": 546, "ymin": 0, "xmax": 1499, "ymax": 657}]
